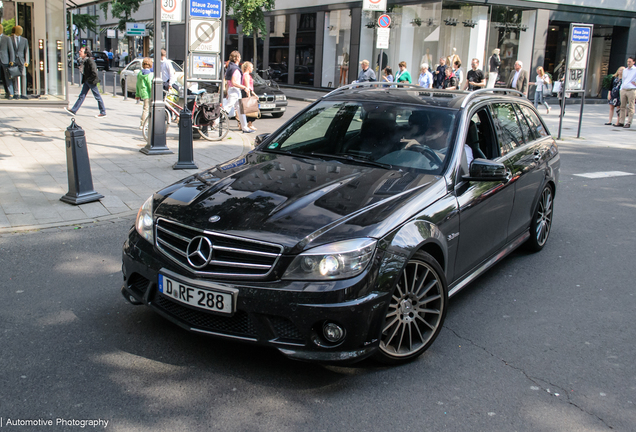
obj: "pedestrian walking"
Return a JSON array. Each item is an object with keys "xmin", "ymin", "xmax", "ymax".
[
  {"xmin": 506, "ymin": 60, "xmax": 528, "ymax": 97},
  {"xmin": 241, "ymin": 61, "xmax": 258, "ymax": 132},
  {"xmin": 65, "ymin": 47, "xmax": 107, "ymax": 118},
  {"xmin": 135, "ymin": 57, "xmax": 153, "ymax": 129},
  {"xmin": 160, "ymin": 49, "xmax": 176, "ymax": 91},
  {"xmin": 453, "ymin": 60, "xmax": 463, "ymax": 88},
  {"xmin": 224, "ymin": 50, "xmax": 251, "ymax": 133},
  {"xmin": 395, "ymin": 61, "xmax": 412, "ymax": 84},
  {"xmin": 357, "ymin": 59, "xmax": 376, "ymax": 82},
  {"xmin": 616, "ymin": 56, "xmax": 636, "ymax": 128},
  {"xmin": 382, "ymin": 67, "xmax": 394, "ymax": 83},
  {"xmin": 606, "ymin": 66, "xmax": 624, "ymax": 125},
  {"xmin": 529, "ymin": 66, "xmax": 551, "ymax": 114},
  {"xmin": 487, "ymin": 49, "xmax": 500, "ymax": 88},
  {"xmin": 0, "ymin": 26, "xmax": 15, "ymax": 99},
  {"xmin": 418, "ymin": 64, "xmax": 433, "ymax": 88},
  {"xmin": 434, "ymin": 57, "xmax": 446, "ymax": 89},
  {"xmin": 441, "ymin": 67, "xmax": 458, "ymax": 90},
  {"xmin": 462, "ymin": 58, "xmax": 486, "ymax": 91}
]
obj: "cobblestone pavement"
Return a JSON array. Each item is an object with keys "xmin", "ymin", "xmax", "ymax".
[
  {"xmin": 0, "ymin": 83, "xmax": 253, "ymax": 232},
  {"xmin": 0, "ymin": 85, "xmax": 633, "ymax": 233}
]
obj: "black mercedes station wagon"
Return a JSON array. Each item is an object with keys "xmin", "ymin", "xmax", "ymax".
[{"xmin": 121, "ymin": 84, "xmax": 559, "ymax": 364}]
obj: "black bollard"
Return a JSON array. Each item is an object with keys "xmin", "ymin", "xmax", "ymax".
[
  {"xmin": 173, "ymin": 106, "xmax": 198, "ymax": 170},
  {"xmin": 61, "ymin": 119, "xmax": 104, "ymax": 205}
]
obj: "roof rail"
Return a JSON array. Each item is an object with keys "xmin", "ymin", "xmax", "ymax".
[
  {"xmin": 460, "ymin": 88, "xmax": 524, "ymax": 108},
  {"xmin": 322, "ymin": 81, "xmax": 424, "ymax": 99}
]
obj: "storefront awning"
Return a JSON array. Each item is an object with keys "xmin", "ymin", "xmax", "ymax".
[{"xmin": 66, "ymin": 0, "xmax": 109, "ymax": 9}]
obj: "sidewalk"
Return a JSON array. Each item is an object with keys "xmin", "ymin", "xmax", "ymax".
[
  {"xmin": 0, "ymin": 83, "xmax": 253, "ymax": 233},
  {"xmin": 0, "ymin": 85, "xmax": 633, "ymax": 233}
]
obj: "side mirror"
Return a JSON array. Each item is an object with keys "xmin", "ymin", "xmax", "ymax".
[
  {"xmin": 463, "ymin": 158, "xmax": 509, "ymax": 182},
  {"xmin": 255, "ymin": 133, "xmax": 270, "ymax": 146}
]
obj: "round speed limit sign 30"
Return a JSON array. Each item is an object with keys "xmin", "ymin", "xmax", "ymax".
[{"xmin": 162, "ymin": 0, "xmax": 177, "ymax": 13}]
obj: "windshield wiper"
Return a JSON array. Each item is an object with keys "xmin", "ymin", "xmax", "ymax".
[{"xmin": 310, "ymin": 152, "xmax": 393, "ymax": 170}]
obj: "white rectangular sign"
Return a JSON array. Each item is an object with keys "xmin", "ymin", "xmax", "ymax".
[
  {"xmin": 568, "ymin": 42, "xmax": 588, "ymax": 69},
  {"xmin": 161, "ymin": 0, "xmax": 183, "ymax": 23},
  {"xmin": 106, "ymin": 29, "xmax": 116, "ymax": 39},
  {"xmin": 189, "ymin": 19, "xmax": 221, "ymax": 53},
  {"xmin": 363, "ymin": 0, "xmax": 387, "ymax": 12},
  {"xmin": 376, "ymin": 28, "xmax": 390, "ymax": 50},
  {"xmin": 191, "ymin": 54, "xmax": 219, "ymax": 78}
]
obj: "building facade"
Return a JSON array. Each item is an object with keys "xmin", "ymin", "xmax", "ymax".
[{"xmin": 227, "ymin": 0, "xmax": 636, "ymax": 98}]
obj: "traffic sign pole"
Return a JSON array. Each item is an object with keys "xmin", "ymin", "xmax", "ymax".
[{"xmin": 141, "ymin": 0, "xmax": 171, "ymax": 155}]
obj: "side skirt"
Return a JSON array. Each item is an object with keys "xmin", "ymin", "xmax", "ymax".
[{"xmin": 448, "ymin": 231, "xmax": 530, "ymax": 298}]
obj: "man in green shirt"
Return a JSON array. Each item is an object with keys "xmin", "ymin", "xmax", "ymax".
[{"xmin": 395, "ymin": 61, "xmax": 412, "ymax": 83}]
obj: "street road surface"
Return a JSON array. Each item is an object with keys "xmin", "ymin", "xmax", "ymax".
[{"xmin": 1, "ymin": 102, "xmax": 635, "ymax": 431}]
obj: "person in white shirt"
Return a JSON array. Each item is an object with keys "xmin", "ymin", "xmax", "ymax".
[
  {"xmin": 160, "ymin": 49, "xmax": 176, "ymax": 91},
  {"xmin": 418, "ymin": 64, "xmax": 433, "ymax": 88},
  {"xmin": 617, "ymin": 56, "xmax": 636, "ymax": 128}
]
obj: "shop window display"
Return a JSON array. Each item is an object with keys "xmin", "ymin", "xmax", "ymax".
[{"xmin": 322, "ymin": 10, "xmax": 352, "ymax": 87}]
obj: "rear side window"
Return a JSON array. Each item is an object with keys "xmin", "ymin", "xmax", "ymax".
[
  {"xmin": 490, "ymin": 103, "xmax": 525, "ymax": 156},
  {"xmin": 519, "ymin": 105, "xmax": 549, "ymax": 138},
  {"xmin": 514, "ymin": 104, "xmax": 535, "ymax": 142}
]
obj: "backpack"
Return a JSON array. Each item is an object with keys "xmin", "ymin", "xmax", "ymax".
[{"xmin": 198, "ymin": 103, "xmax": 221, "ymax": 124}]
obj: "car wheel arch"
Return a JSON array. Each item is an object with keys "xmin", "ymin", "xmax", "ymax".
[{"xmin": 382, "ymin": 219, "xmax": 448, "ymax": 273}]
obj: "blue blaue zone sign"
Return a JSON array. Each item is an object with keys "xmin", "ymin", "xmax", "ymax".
[
  {"xmin": 190, "ymin": 0, "xmax": 222, "ymax": 19},
  {"xmin": 572, "ymin": 26, "xmax": 591, "ymax": 42}
]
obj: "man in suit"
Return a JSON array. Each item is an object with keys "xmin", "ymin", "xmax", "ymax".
[
  {"xmin": 507, "ymin": 60, "xmax": 528, "ymax": 97},
  {"xmin": 11, "ymin": 25, "xmax": 29, "ymax": 100},
  {"xmin": 0, "ymin": 26, "xmax": 15, "ymax": 99}
]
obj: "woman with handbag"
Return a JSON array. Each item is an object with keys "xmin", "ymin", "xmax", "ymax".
[
  {"xmin": 225, "ymin": 50, "xmax": 252, "ymax": 133},
  {"xmin": 607, "ymin": 66, "xmax": 624, "ymax": 126},
  {"xmin": 241, "ymin": 62, "xmax": 259, "ymax": 131},
  {"xmin": 529, "ymin": 66, "xmax": 551, "ymax": 115}
]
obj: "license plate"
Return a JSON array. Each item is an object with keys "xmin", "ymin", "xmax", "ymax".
[
  {"xmin": 158, "ymin": 273, "xmax": 234, "ymax": 315},
  {"xmin": 259, "ymin": 103, "xmax": 275, "ymax": 109}
]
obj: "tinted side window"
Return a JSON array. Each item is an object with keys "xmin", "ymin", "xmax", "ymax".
[
  {"xmin": 519, "ymin": 105, "xmax": 549, "ymax": 138},
  {"xmin": 491, "ymin": 103, "xmax": 525, "ymax": 156},
  {"xmin": 514, "ymin": 104, "xmax": 535, "ymax": 142}
]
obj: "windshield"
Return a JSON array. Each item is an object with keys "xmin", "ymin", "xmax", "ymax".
[
  {"xmin": 251, "ymin": 72, "xmax": 268, "ymax": 85},
  {"xmin": 262, "ymin": 101, "xmax": 457, "ymax": 174}
]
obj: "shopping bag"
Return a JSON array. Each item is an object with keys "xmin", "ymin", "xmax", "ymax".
[
  {"xmin": 8, "ymin": 65, "xmax": 21, "ymax": 79},
  {"xmin": 552, "ymin": 81, "xmax": 561, "ymax": 95},
  {"xmin": 240, "ymin": 95, "xmax": 260, "ymax": 115},
  {"xmin": 543, "ymin": 83, "xmax": 552, "ymax": 97}
]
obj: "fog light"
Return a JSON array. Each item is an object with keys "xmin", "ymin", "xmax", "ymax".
[{"xmin": 323, "ymin": 322, "xmax": 345, "ymax": 343}]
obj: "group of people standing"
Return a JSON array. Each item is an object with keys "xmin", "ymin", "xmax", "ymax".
[
  {"xmin": 607, "ymin": 56, "xmax": 636, "ymax": 128},
  {"xmin": 0, "ymin": 25, "xmax": 30, "ymax": 100}
]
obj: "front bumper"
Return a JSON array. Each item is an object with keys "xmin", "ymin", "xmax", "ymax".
[{"xmin": 121, "ymin": 229, "xmax": 393, "ymax": 363}]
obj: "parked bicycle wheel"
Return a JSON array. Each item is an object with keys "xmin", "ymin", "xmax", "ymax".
[
  {"xmin": 194, "ymin": 109, "xmax": 229, "ymax": 141},
  {"xmin": 142, "ymin": 111, "xmax": 171, "ymax": 142}
]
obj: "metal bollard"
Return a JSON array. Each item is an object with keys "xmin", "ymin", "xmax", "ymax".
[
  {"xmin": 174, "ymin": 104, "xmax": 197, "ymax": 170},
  {"xmin": 123, "ymin": 74, "xmax": 128, "ymax": 100},
  {"xmin": 60, "ymin": 119, "xmax": 104, "ymax": 205},
  {"xmin": 102, "ymin": 70, "xmax": 107, "ymax": 94},
  {"xmin": 113, "ymin": 72, "xmax": 117, "ymax": 96}
]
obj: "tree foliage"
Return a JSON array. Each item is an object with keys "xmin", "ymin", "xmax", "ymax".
[
  {"xmin": 226, "ymin": 0, "xmax": 275, "ymax": 37},
  {"xmin": 67, "ymin": 13, "xmax": 98, "ymax": 35},
  {"xmin": 2, "ymin": 18, "xmax": 15, "ymax": 36},
  {"xmin": 99, "ymin": 0, "xmax": 145, "ymax": 31}
]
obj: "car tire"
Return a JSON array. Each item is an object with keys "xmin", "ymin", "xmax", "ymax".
[
  {"xmin": 374, "ymin": 250, "xmax": 448, "ymax": 365},
  {"xmin": 271, "ymin": 112, "xmax": 284, "ymax": 118},
  {"xmin": 525, "ymin": 184, "xmax": 554, "ymax": 252}
]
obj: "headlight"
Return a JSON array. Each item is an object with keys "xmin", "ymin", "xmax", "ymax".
[
  {"xmin": 135, "ymin": 195, "xmax": 154, "ymax": 244},
  {"xmin": 283, "ymin": 238, "xmax": 377, "ymax": 280},
  {"xmin": 275, "ymin": 94, "xmax": 286, "ymax": 101}
]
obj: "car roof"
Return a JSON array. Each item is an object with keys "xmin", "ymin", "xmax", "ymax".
[{"xmin": 321, "ymin": 84, "xmax": 527, "ymax": 110}]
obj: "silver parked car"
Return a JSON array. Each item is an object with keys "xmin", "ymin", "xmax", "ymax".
[{"xmin": 120, "ymin": 58, "xmax": 183, "ymax": 96}]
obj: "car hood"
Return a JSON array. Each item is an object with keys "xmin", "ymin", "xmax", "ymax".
[{"xmin": 154, "ymin": 152, "xmax": 444, "ymax": 253}]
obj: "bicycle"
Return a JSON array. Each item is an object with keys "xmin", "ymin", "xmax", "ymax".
[{"xmin": 142, "ymin": 87, "xmax": 229, "ymax": 142}]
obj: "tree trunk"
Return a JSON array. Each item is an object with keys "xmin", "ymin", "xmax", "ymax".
[{"xmin": 253, "ymin": 28, "xmax": 258, "ymax": 69}]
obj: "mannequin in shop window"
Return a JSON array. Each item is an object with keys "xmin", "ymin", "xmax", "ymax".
[
  {"xmin": 488, "ymin": 48, "xmax": 501, "ymax": 88},
  {"xmin": 11, "ymin": 26, "xmax": 29, "ymax": 100},
  {"xmin": 420, "ymin": 48, "xmax": 433, "ymax": 72},
  {"xmin": 447, "ymin": 48, "xmax": 460, "ymax": 73},
  {"xmin": 339, "ymin": 48, "xmax": 349, "ymax": 87}
]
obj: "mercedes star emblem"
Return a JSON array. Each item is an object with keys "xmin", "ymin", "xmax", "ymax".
[{"xmin": 186, "ymin": 236, "xmax": 214, "ymax": 269}]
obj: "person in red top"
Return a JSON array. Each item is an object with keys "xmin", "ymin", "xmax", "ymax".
[{"xmin": 241, "ymin": 61, "xmax": 258, "ymax": 131}]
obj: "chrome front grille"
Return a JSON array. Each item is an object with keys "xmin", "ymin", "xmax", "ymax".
[
  {"xmin": 155, "ymin": 218, "xmax": 283, "ymax": 278},
  {"xmin": 259, "ymin": 95, "xmax": 275, "ymax": 102}
]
